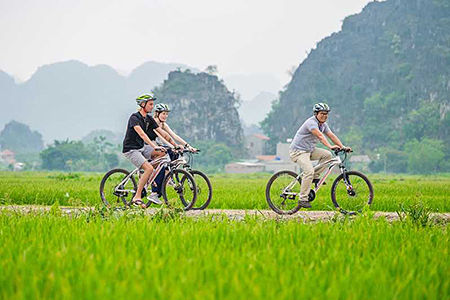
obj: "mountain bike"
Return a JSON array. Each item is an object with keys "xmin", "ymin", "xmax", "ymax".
[
  {"xmin": 99, "ymin": 151, "xmax": 197, "ymax": 210},
  {"xmin": 265, "ymin": 149, "xmax": 373, "ymax": 215},
  {"xmin": 166, "ymin": 147, "xmax": 213, "ymax": 210}
]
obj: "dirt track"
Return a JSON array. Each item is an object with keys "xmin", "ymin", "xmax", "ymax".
[{"xmin": 1, "ymin": 205, "xmax": 449, "ymax": 222}]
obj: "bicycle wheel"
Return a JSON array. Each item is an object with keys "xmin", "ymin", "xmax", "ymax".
[
  {"xmin": 265, "ymin": 170, "xmax": 302, "ymax": 215},
  {"xmin": 331, "ymin": 171, "xmax": 374, "ymax": 214},
  {"xmin": 162, "ymin": 169, "xmax": 197, "ymax": 210},
  {"xmin": 99, "ymin": 169, "xmax": 137, "ymax": 208},
  {"xmin": 189, "ymin": 170, "xmax": 212, "ymax": 210}
]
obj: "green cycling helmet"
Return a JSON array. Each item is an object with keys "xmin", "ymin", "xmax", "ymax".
[
  {"xmin": 313, "ymin": 102, "xmax": 331, "ymax": 113},
  {"xmin": 155, "ymin": 103, "xmax": 171, "ymax": 112},
  {"xmin": 136, "ymin": 93, "xmax": 156, "ymax": 105}
]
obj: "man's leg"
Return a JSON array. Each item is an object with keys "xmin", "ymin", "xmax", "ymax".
[
  {"xmin": 310, "ymin": 148, "xmax": 333, "ymax": 179},
  {"xmin": 124, "ymin": 149, "xmax": 153, "ymax": 206},
  {"xmin": 134, "ymin": 161, "xmax": 153, "ymax": 207},
  {"xmin": 291, "ymin": 150, "xmax": 314, "ymax": 202}
]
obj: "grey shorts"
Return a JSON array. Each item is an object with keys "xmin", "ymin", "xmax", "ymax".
[{"xmin": 123, "ymin": 145, "xmax": 154, "ymax": 168}]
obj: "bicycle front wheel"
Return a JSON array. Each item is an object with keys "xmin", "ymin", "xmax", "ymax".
[
  {"xmin": 162, "ymin": 169, "xmax": 197, "ymax": 210},
  {"xmin": 331, "ymin": 171, "xmax": 374, "ymax": 214},
  {"xmin": 265, "ymin": 170, "xmax": 302, "ymax": 215},
  {"xmin": 189, "ymin": 170, "xmax": 212, "ymax": 210},
  {"xmin": 99, "ymin": 168, "xmax": 137, "ymax": 209}
]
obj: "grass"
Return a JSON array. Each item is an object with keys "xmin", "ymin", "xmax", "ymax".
[
  {"xmin": 0, "ymin": 171, "xmax": 449, "ymax": 212},
  {"xmin": 0, "ymin": 210, "xmax": 448, "ymax": 300}
]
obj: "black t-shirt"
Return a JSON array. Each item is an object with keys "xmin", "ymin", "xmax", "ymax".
[{"xmin": 122, "ymin": 112, "xmax": 159, "ymax": 153}]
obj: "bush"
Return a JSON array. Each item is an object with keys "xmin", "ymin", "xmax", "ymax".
[{"xmin": 405, "ymin": 138, "xmax": 445, "ymax": 174}]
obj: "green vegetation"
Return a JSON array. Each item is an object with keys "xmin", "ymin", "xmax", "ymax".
[
  {"xmin": 0, "ymin": 172, "xmax": 449, "ymax": 212},
  {"xmin": 0, "ymin": 211, "xmax": 447, "ymax": 299},
  {"xmin": 40, "ymin": 138, "xmax": 119, "ymax": 172}
]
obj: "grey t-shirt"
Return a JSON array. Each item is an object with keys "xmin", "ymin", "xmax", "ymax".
[{"xmin": 290, "ymin": 116, "xmax": 330, "ymax": 152}]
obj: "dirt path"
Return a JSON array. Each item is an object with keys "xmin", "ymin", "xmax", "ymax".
[{"xmin": 1, "ymin": 205, "xmax": 449, "ymax": 222}]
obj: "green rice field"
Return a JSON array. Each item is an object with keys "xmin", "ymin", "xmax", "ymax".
[
  {"xmin": 0, "ymin": 211, "xmax": 448, "ymax": 299},
  {"xmin": 0, "ymin": 171, "xmax": 449, "ymax": 299},
  {"xmin": 0, "ymin": 171, "xmax": 449, "ymax": 212}
]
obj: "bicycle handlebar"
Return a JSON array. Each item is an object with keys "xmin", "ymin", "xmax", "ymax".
[
  {"xmin": 161, "ymin": 145, "xmax": 200, "ymax": 154},
  {"xmin": 333, "ymin": 148, "xmax": 353, "ymax": 155}
]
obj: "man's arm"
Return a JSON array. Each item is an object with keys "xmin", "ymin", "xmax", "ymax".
[
  {"xmin": 133, "ymin": 125, "xmax": 158, "ymax": 148},
  {"xmin": 325, "ymin": 130, "xmax": 345, "ymax": 148},
  {"xmin": 311, "ymin": 128, "xmax": 340, "ymax": 150}
]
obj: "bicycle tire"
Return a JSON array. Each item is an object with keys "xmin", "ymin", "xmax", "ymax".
[
  {"xmin": 99, "ymin": 168, "xmax": 137, "ymax": 208},
  {"xmin": 331, "ymin": 170, "xmax": 374, "ymax": 214},
  {"xmin": 189, "ymin": 170, "xmax": 212, "ymax": 210},
  {"xmin": 162, "ymin": 169, "xmax": 197, "ymax": 210},
  {"xmin": 265, "ymin": 170, "xmax": 302, "ymax": 215}
]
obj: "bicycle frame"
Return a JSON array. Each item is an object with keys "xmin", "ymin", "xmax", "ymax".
[
  {"xmin": 114, "ymin": 154, "xmax": 172, "ymax": 195},
  {"xmin": 283, "ymin": 152, "xmax": 350, "ymax": 196}
]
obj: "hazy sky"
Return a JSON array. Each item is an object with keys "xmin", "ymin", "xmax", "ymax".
[{"xmin": 0, "ymin": 0, "xmax": 373, "ymax": 85}]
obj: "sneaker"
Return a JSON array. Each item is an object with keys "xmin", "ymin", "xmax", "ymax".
[
  {"xmin": 147, "ymin": 192, "xmax": 163, "ymax": 205},
  {"xmin": 299, "ymin": 200, "xmax": 312, "ymax": 208}
]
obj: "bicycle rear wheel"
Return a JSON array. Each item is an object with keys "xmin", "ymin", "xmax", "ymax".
[
  {"xmin": 99, "ymin": 169, "xmax": 137, "ymax": 209},
  {"xmin": 189, "ymin": 170, "xmax": 212, "ymax": 210},
  {"xmin": 265, "ymin": 170, "xmax": 302, "ymax": 215},
  {"xmin": 331, "ymin": 171, "xmax": 374, "ymax": 214},
  {"xmin": 162, "ymin": 169, "xmax": 197, "ymax": 210}
]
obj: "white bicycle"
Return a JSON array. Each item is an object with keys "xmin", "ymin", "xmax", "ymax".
[
  {"xmin": 99, "ymin": 152, "xmax": 197, "ymax": 210},
  {"xmin": 265, "ymin": 149, "xmax": 374, "ymax": 215}
]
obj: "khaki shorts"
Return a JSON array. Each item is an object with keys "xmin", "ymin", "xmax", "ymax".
[{"xmin": 123, "ymin": 145, "xmax": 154, "ymax": 168}]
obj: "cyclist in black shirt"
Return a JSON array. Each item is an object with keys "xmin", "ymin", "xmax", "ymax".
[{"xmin": 122, "ymin": 93, "xmax": 182, "ymax": 208}]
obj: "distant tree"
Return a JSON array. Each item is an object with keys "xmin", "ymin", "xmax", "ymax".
[
  {"xmin": 205, "ymin": 65, "xmax": 218, "ymax": 75},
  {"xmin": 369, "ymin": 147, "xmax": 408, "ymax": 173},
  {"xmin": 404, "ymin": 101, "xmax": 441, "ymax": 141},
  {"xmin": 194, "ymin": 140, "xmax": 233, "ymax": 169},
  {"xmin": 40, "ymin": 140, "xmax": 92, "ymax": 170},
  {"xmin": 0, "ymin": 120, "xmax": 44, "ymax": 153},
  {"xmin": 86, "ymin": 136, "xmax": 119, "ymax": 170},
  {"xmin": 405, "ymin": 138, "xmax": 445, "ymax": 174}
]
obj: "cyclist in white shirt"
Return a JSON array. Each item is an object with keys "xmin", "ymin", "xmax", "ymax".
[{"xmin": 289, "ymin": 102, "xmax": 351, "ymax": 208}]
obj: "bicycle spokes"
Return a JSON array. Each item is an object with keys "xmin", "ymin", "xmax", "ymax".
[
  {"xmin": 100, "ymin": 169, "xmax": 137, "ymax": 208},
  {"xmin": 332, "ymin": 172, "xmax": 373, "ymax": 213},
  {"xmin": 266, "ymin": 171, "xmax": 302, "ymax": 214}
]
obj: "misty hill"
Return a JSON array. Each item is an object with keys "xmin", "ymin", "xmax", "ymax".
[
  {"xmin": 0, "ymin": 60, "xmax": 196, "ymax": 141},
  {"xmin": 262, "ymin": 0, "xmax": 450, "ymax": 157},
  {"xmin": 0, "ymin": 71, "xmax": 16, "ymax": 124},
  {"xmin": 0, "ymin": 120, "xmax": 44, "ymax": 154},
  {"xmin": 154, "ymin": 70, "xmax": 244, "ymax": 150},
  {"xmin": 239, "ymin": 91, "xmax": 276, "ymax": 126}
]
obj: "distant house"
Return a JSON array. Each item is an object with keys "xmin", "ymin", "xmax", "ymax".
[
  {"xmin": 0, "ymin": 149, "xmax": 15, "ymax": 165},
  {"xmin": 349, "ymin": 155, "xmax": 371, "ymax": 163},
  {"xmin": 245, "ymin": 133, "xmax": 270, "ymax": 158},
  {"xmin": 225, "ymin": 162, "xmax": 265, "ymax": 173}
]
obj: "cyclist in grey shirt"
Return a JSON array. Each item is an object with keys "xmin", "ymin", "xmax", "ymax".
[{"xmin": 290, "ymin": 103, "xmax": 351, "ymax": 208}]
